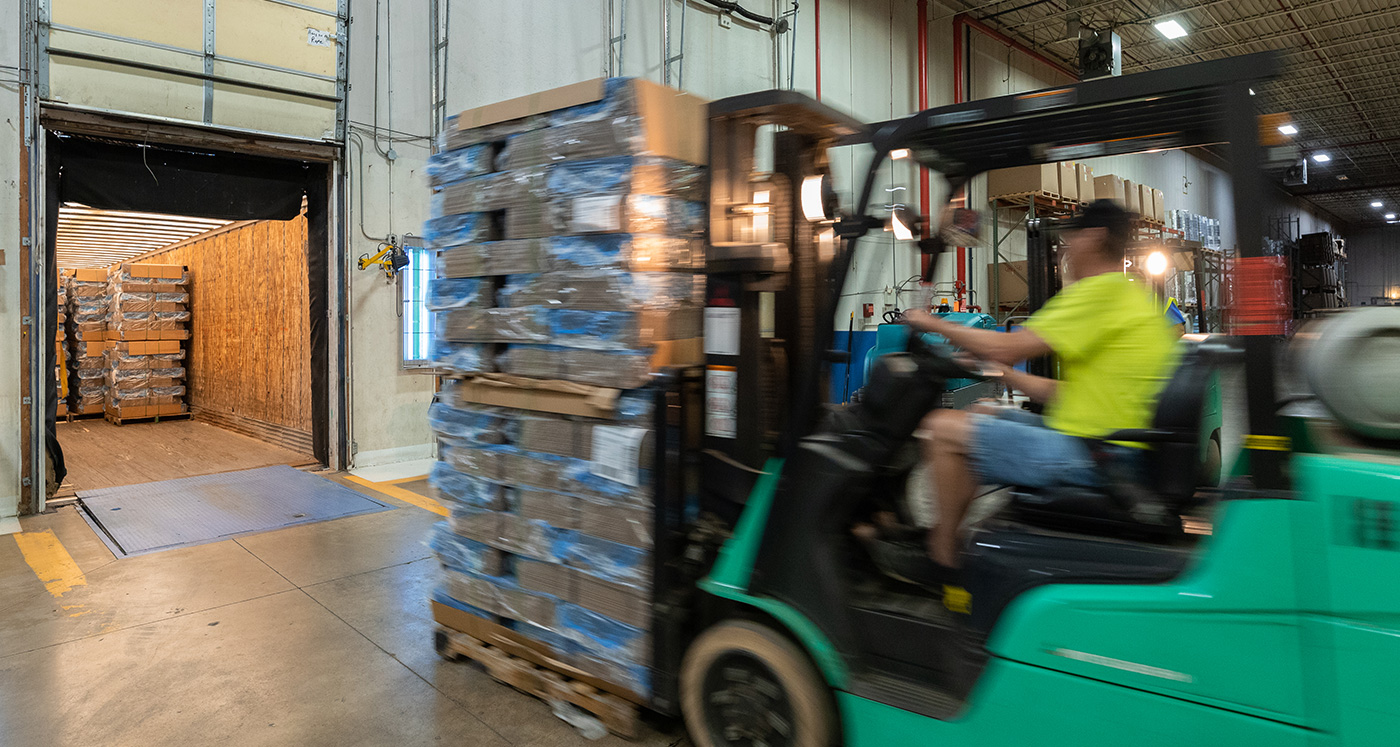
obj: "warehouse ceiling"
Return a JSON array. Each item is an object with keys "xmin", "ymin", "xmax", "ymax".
[
  {"xmin": 56, "ymin": 204, "xmax": 232, "ymax": 269},
  {"xmin": 947, "ymin": 0, "xmax": 1400, "ymax": 227}
]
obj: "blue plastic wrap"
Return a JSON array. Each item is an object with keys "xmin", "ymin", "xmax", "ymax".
[
  {"xmin": 425, "ymin": 213, "xmax": 497, "ymax": 247},
  {"xmin": 430, "ymin": 461, "xmax": 506, "ymax": 509},
  {"xmin": 428, "ymin": 400, "xmax": 516, "ymax": 444},
  {"xmin": 557, "ymin": 602, "xmax": 650, "ymax": 667},
  {"xmin": 548, "ymin": 234, "xmax": 699, "ymax": 272},
  {"xmin": 426, "ymin": 277, "xmax": 495, "ymax": 310},
  {"xmin": 500, "ymin": 270, "xmax": 701, "ymax": 311},
  {"xmin": 556, "ymin": 531, "xmax": 651, "ymax": 589},
  {"xmin": 548, "ymin": 77, "xmax": 634, "ymax": 126},
  {"xmin": 545, "ymin": 156, "xmax": 704, "ymax": 200},
  {"xmin": 428, "ymin": 143, "xmax": 494, "ymax": 185},
  {"xmin": 431, "ymin": 588, "xmax": 495, "ymax": 621},
  {"xmin": 431, "ymin": 340, "xmax": 497, "ymax": 374},
  {"xmin": 431, "ymin": 522, "xmax": 509, "ymax": 576}
]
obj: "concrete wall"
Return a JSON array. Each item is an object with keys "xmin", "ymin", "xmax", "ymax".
[
  {"xmin": 342, "ymin": 0, "xmax": 437, "ymax": 467},
  {"xmin": 2, "ymin": 0, "xmax": 24, "ymax": 525},
  {"xmin": 1346, "ymin": 227, "xmax": 1400, "ymax": 303}
]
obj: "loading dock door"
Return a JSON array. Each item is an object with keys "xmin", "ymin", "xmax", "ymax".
[{"xmin": 39, "ymin": 0, "xmax": 346, "ymax": 141}]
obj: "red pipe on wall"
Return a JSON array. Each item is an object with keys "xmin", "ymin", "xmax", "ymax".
[{"xmin": 814, "ymin": 0, "xmax": 822, "ymax": 100}]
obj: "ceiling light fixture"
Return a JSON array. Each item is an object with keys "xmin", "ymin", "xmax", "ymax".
[
  {"xmin": 1154, "ymin": 19, "xmax": 1188, "ymax": 39},
  {"xmin": 1277, "ymin": 124, "xmax": 1298, "ymax": 135},
  {"xmin": 1388, "ymin": 213, "xmax": 1397, "ymax": 220},
  {"xmin": 1312, "ymin": 153, "xmax": 1331, "ymax": 163},
  {"xmin": 1249, "ymin": 88, "xmax": 1256, "ymax": 95},
  {"xmin": 1372, "ymin": 201, "xmax": 1384, "ymax": 208}
]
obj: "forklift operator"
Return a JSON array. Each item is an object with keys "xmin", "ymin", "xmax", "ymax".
[{"xmin": 903, "ymin": 200, "xmax": 1178, "ymax": 569}]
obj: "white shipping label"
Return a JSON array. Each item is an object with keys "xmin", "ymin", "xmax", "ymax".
[
  {"xmin": 591, "ymin": 425, "xmax": 648, "ymax": 486},
  {"xmin": 307, "ymin": 28, "xmax": 336, "ymax": 47},
  {"xmin": 703, "ymin": 307, "xmax": 741, "ymax": 356},
  {"xmin": 706, "ymin": 368, "xmax": 738, "ymax": 439},
  {"xmin": 571, "ymin": 196, "xmax": 624, "ymax": 233}
]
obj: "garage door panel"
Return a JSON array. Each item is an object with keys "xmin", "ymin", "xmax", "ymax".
[
  {"xmin": 44, "ymin": 0, "xmax": 345, "ymax": 142},
  {"xmin": 48, "ymin": 28, "xmax": 204, "ymax": 74},
  {"xmin": 51, "ymin": 57, "xmax": 204, "ymax": 123},
  {"xmin": 216, "ymin": 0, "xmax": 338, "ymax": 78},
  {"xmin": 51, "ymin": 0, "xmax": 202, "ymax": 50},
  {"xmin": 213, "ymin": 82, "xmax": 338, "ymax": 141}
]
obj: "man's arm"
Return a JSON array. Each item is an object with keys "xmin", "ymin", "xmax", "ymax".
[
  {"xmin": 999, "ymin": 366, "xmax": 1057, "ymax": 404},
  {"xmin": 903, "ymin": 309, "xmax": 1052, "ymax": 365}
]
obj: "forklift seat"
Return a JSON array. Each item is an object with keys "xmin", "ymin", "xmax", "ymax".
[{"xmin": 1007, "ymin": 341, "xmax": 1216, "ymax": 540}]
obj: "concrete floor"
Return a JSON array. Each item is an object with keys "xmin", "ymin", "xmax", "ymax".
[{"xmin": 0, "ymin": 476, "xmax": 686, "ymax": 747}]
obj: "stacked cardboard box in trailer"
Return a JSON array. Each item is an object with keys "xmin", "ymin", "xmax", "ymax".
[
  {"xmin": 65, "ymin": 269, "xmax": 110, "ymax": 416},
  {"xmin": 104, "ymin": 263, "xmax": 191, "ymax": 420},
  {"xmin": 423, "ymin": 78, "xmax": 707, "ymax": 697}
]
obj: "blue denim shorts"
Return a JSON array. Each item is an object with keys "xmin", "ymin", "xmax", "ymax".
[{"xmin": 968, "ymin": 408, "xmax": 1104, "ymax": 488}]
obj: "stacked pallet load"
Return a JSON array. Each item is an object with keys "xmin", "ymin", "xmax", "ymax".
[
  {"xmin": 65, "ymin": 269, "xmax": 110, "ymax": 418},
  {"xmin": 104, "ymin": 263, "xmax": 191, "ymax": 423},
  {"xmin": 56, "ymin": 274, "xmax": 69, "ymax": 418},
  {"xmin": 423, "ymin": 78, "xmax": 706, "ymax": 722}
]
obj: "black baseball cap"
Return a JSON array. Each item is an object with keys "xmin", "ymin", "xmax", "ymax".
[{"xmin": 1065, "ymin": 199, "xmax": 1134, "ymax": 246}]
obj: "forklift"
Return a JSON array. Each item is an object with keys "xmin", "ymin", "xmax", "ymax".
[{"xmin": 656, "ymin": 51, "xmax": 1400, "ymax": 747}]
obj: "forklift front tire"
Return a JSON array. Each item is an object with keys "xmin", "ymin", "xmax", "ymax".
[{"xmin": 681, "ymin": 619, "xmax": 838, "ymax": 747}]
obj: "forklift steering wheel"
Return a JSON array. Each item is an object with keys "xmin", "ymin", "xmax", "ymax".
[
  {"xmin": 904, "ymin": 324, "xmax": 982, "ymax": 381},
  {"xmin": 883, "ymin": 309, "xmax": 904, "ymax": 324}
]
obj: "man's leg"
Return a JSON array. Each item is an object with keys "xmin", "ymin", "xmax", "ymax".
[{"xmin": 921, "ymin": 409, "xmax": 977, "ymax": 567}]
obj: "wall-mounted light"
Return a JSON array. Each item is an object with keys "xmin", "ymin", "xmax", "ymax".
[{"xmin": 890, "ymin": 148, "xmax": 911, "ymax": 160}]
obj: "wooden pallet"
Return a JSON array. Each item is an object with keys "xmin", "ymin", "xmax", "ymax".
[
  {"xmin": 67, "ymin": 410, "xmax": 104, "ymax": 422},
  {"xmin": 435, "ymin": 626, "xmax": 640, "ymax": 739},
  {"xmin": 104, "ymin": 412, "xmax": 192, "ymax": 426},
  {"xmin": 991, "ymin": 191, "xmax": 1078, "ymax": 215}
]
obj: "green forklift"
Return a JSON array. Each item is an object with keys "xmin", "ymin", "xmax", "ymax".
[{"xmin": 665, "ymin": 52, "xmax": 1400, "ymax": 747}]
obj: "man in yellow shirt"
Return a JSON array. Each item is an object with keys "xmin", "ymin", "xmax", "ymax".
[{"xmin": 904, "ymin": 200, "xmax": 1177, "ymax": 568}]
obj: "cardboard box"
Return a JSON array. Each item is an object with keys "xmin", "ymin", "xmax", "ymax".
[
  {"xmin": 516, "ymin": 558, "xmax": 576, "ymax": 600},
  {"xmin": 987, "ymin": 260, "xmax": 1029, "ymax": 308},
  {"xmin": 986, "ymin": 164, "xmax": 1062, "ymax": 201},
  {"xmin": 121, "ymin": 263, "xmax": 186, "ymax": 280},
  {"xmin": 1135, "ymin": 184, "xmax": 1153, "ymax": 221},
  {"xmin": 518, "ymin": 419, "xmax": 588, "ymax": 460},
  {"xmin": 452, "ymin": 374, "xmax": 624, "ymax": 420},
  {"xmin": 107, "ymin": 328, "xmax": 148, "ymax": 341},
  {"xmin": 453, "ymin": 78, "xmax": 709, "ymax": 166},
  {"xmin": 1057, "ymin": 162, "xmax": 1077, "ymax": 202},
  {"xmin": 1152, "ymin": 189, "xmax": 1165, "ymax": 223},
  {"xmin": 1076, "ymin": 163, "xmax": 1094, "ymax": 204},
  {"xmin": 575, "ymin": 573, "xmax": 651, "ymax": 629},
  {"xmin": 449, "ymin": 509, "xmax": 502, "ymax": 545},
  {"xmin": 1123, "ymin": 180, "xmax": 1141, "ymax": 215},
  {"xmin": 73, "ymin": 268, "xmax": 107, "ymax": 282},
  {"xmin": 159, "ymin": 329, "xmax": 191, "ymax": 341},
  {"xmin": 517, "ymin": 488, "xmax": 580, "ymax": 529},
  {"xmin": 579, "ymin": 501, "xmax": 652, "ymax": 549},
  {"xmin": 1093, "ymin": 175, "xmax": 1126, "ymax": 207},
  {"xmin": 74, "ymin": 341, "xmax": 108, "ymax": 357},
  {"xmin": 111, "ymin": 340, "xmax": 180, "ymax": 355}
]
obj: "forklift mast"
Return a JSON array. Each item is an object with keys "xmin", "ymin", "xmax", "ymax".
[{"xmin": 701, "ymin": 92, "xmax": 867, "ymax": 516}]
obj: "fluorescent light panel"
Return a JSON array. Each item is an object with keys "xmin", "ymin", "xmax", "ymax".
[
  {"xmin": 1277, "ymin": 124, "xmax": 1297, "ymax": 135},
  {"xmin": 1155, "ymin": 20, "xmax": 1188, "ymax": 39}
]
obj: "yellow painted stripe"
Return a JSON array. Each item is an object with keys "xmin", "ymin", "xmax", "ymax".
[
  {"xmin": 384, "ymin": 474, "xmax": 430, "ymax": 486},
  {"xmin": 1244, "ymin": 434, "xmax": 1291, "ymax": 452},
  {"xmin": 14, "ymin": 529, "xmax": 87, "ymax": 597},
  {"xmin": 344, "ymin": 474, "xmax": 448, "ymax": 517}
]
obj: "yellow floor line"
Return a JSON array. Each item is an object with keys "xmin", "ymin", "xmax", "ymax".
[
  {"xmin": 384, "ymin": 474, "xmax": 429, "ymax": 486},
  {"xmin": 14, "ymin": 529, "xmax": 88, "ymax": 597},
  {"xmin": 344, "ymin": 474, "xmax": 447, "ymax": 517}
]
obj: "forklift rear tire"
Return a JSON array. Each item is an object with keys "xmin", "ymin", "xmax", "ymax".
[{"xmin": 681, "ymin": 619, "xmax": 838, "ymax": 747}]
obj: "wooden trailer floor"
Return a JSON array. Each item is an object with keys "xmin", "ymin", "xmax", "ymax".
[{"xmin": 55, "ymin": 418, "xmax": 316, "ymax": 494}]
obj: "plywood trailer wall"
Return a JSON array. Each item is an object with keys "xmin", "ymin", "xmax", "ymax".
[{"xmin": 134, "ymin": 216, "xmax": 313, "ymax": 454}]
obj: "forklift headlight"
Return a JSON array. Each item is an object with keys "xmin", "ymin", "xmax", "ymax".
[{"xmin": 802, "ymin": 175, "xmax": 830, "ymax": 222}]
